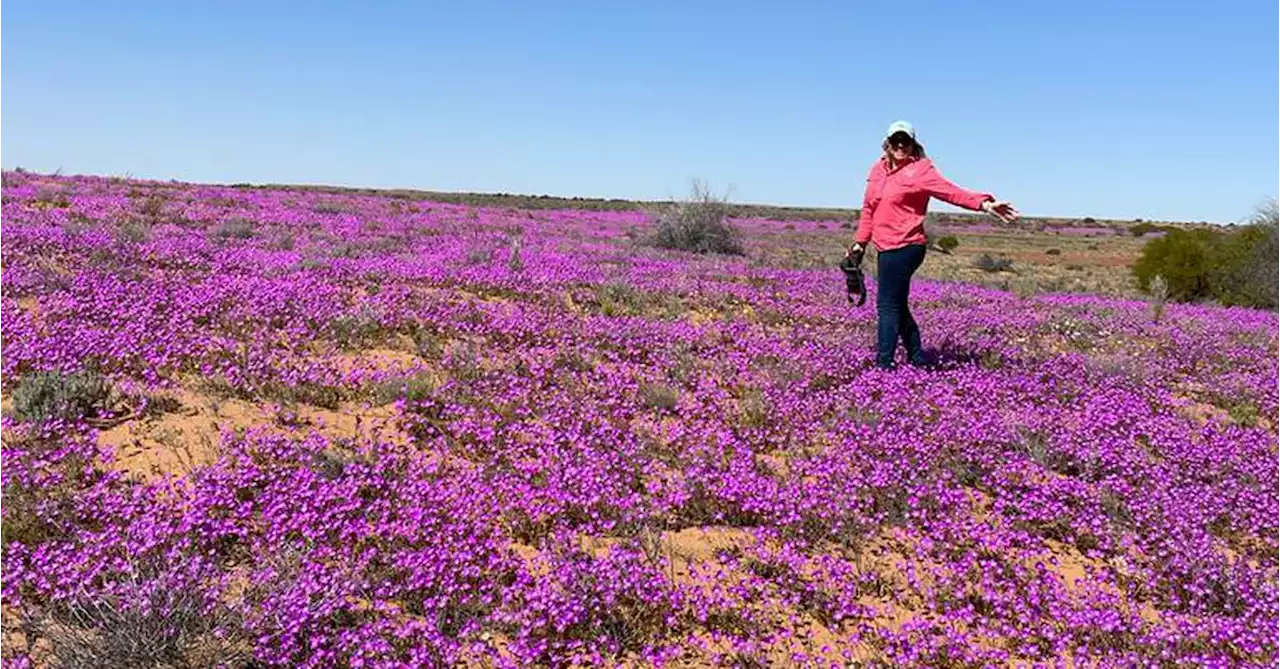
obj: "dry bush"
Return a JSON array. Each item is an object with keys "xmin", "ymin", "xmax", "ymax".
[
  {"xmin": 649, "ymin": 180, "xmax": 744, "ymax": 255},
  {"xmin": 209, "ymin": 219, "xmax": 256, "ymax": 242},
  {"xmin": 373, "ymin": 371, "xmax": 443, "ymax": 405},
  {"xmin": 117, "ymin": 220, "xmax": 153, "ymax": 244},
  {"xmin": 1244, "ymin": 200, "xmax": 1280, "ymax": 310},
  {"xmin": 639, "ymin": 381, "xmax": 680, "ymax": 413},
  {"xmin": 973, "ymin": 254, "xmax": 1014, "ymax": 273},
  {"xmin": 1148, "ymin": 274, "xmax": 1169, "ymax": 322},
  {"xmin": 507, "ymin": 234, "xmax": 525, "ymax": 272},
  {"xmin": 20, "ymin": 581, "xmax": 250, "ymax": 669}
]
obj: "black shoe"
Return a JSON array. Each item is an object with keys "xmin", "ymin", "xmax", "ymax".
[{"xmin": 908, "ymin": 353, "xmax": 934, "ymax": 369}]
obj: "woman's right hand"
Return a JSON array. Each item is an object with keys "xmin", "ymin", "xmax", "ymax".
[{"xmin": 982, "ymin": 200, "xmax": 1020, "ymax": 223}]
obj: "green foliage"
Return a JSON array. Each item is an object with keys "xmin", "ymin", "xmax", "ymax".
[
  {"xmin": 1133, "ymin": 229, "xmax": 1217, "ymax": 301},
  {"xmin": 937, "ymin": 236, "xmax": 960, "ymax": 252},
  {"xmin": 10, "ymin": 370, "xmax": 114, "ymax": 425},
  {"xmin": 1134, "ymin": 204, "xmax": 1277, "ymax": 309},
  {"xmin": 595, "ymin": 282, "xmax": 644, "ymax": 317},
  {"xmin": 1209, "ymin": 226, "xmax": 1264, "ymax": 305}
]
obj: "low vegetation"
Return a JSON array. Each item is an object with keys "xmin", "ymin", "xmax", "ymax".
[
  {"xmin": 649, "ymin": 180, "xmax": 745, "ymax": 255},
  {"xmin": 1134, "ymin": 199, "xmax": 1278, "ymax": 308},
  {"xmin": 2, "ymin": 171, "xmax": 1275, "ymax": 667}
]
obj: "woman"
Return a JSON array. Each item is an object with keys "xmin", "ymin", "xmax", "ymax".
[{"xmin": 849, "ymin": 120, "xmax": 1019, "ymax": 369}]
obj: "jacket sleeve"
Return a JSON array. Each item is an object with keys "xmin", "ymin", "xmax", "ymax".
[
  {"xmin": 919, "ymin": 162, "xmax": 994, "ymax": 211},
  {"xmin": 854, "ymin": 168, "xmax": 877, "ymax": 245}
]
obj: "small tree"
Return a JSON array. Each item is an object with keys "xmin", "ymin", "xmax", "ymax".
[
  {"xmin": 1132, "ymin": 228, "xmax": 1218, "ymax": 301},
  {"xmin": 1133, "ymin": 201, "xmax": 1278, "ymax": 309},
  {"xmin": 1239, "ymin": 199, "xmax": 1280, "ymax": 309},
  {"xmin": 649, "ymin": 180, "xmax": 744, "ymax": 255}
]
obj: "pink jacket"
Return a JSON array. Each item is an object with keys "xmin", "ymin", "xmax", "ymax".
[{"xmin": 854, "ymin": 157, "xmax": 993, "ymax": 251}]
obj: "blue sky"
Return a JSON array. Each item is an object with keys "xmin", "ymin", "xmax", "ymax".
[{"xmin": 3, "ymin": 1, "xmax": 1277, "ymax": 222}]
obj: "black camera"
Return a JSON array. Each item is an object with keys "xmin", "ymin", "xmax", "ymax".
[{"xmin": 839, "ymin": 252, "xmax": 866, "ymax": 307}]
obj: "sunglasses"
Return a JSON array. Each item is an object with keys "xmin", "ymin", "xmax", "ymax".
[{"xmin": 887, "ymin": 133, "xmax": 915, "ymax": 149}]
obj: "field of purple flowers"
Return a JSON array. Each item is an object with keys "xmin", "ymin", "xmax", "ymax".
[{"xmin": 2, "ymin": 171, "xmax": 1277, "ymax": 668}]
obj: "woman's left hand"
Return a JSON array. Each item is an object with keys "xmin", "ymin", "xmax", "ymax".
[
  {"xmin": 982, "ymin": 200, "xmax": 1020, "ymax": 223},
  {"xmin": 846, "ymin": 242, "xmax": 865, "ymax": 264}
]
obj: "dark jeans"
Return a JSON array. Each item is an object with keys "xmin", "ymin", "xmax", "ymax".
[{"xmin": 876, "ymin": 244, "xmax": 927, "ymax": 369}]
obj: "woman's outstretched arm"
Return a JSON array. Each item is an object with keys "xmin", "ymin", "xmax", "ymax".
[{"xmin": 918, "ymin": 162, "xmax": 1019, "ymax": 222}]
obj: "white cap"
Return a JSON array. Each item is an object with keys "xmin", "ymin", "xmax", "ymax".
[{"xmin": 885, "ymin": 120, "xmax": 916, "ymax": 140}]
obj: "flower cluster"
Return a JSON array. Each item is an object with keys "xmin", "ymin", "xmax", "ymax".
[{"xmin": 2, "ymin": 171, "xmax": 1276, "ymax": 667}]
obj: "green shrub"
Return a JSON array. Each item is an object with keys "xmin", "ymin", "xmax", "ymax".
[
  {"xmin": 1208, "ymin": 226, "xmax": 1263, "ymax": 305},
  {"xmin": 10, "ymin": 370, "xmax": 114, "ymax": 425},
  {"xmin": 1045, "ymin": 248, "xmax": 1062, "ymax": 256},
  {"xmin": 1133, "ymin": 229, "xmax": 1218, "ymax": 301},
  {"xmin": 936, "ymin": 236, "xmax": 960, "ymax": 252},
  {"xmin": 1134, "ymin": 204, "xmax": 1277, "ymax": 309}
]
